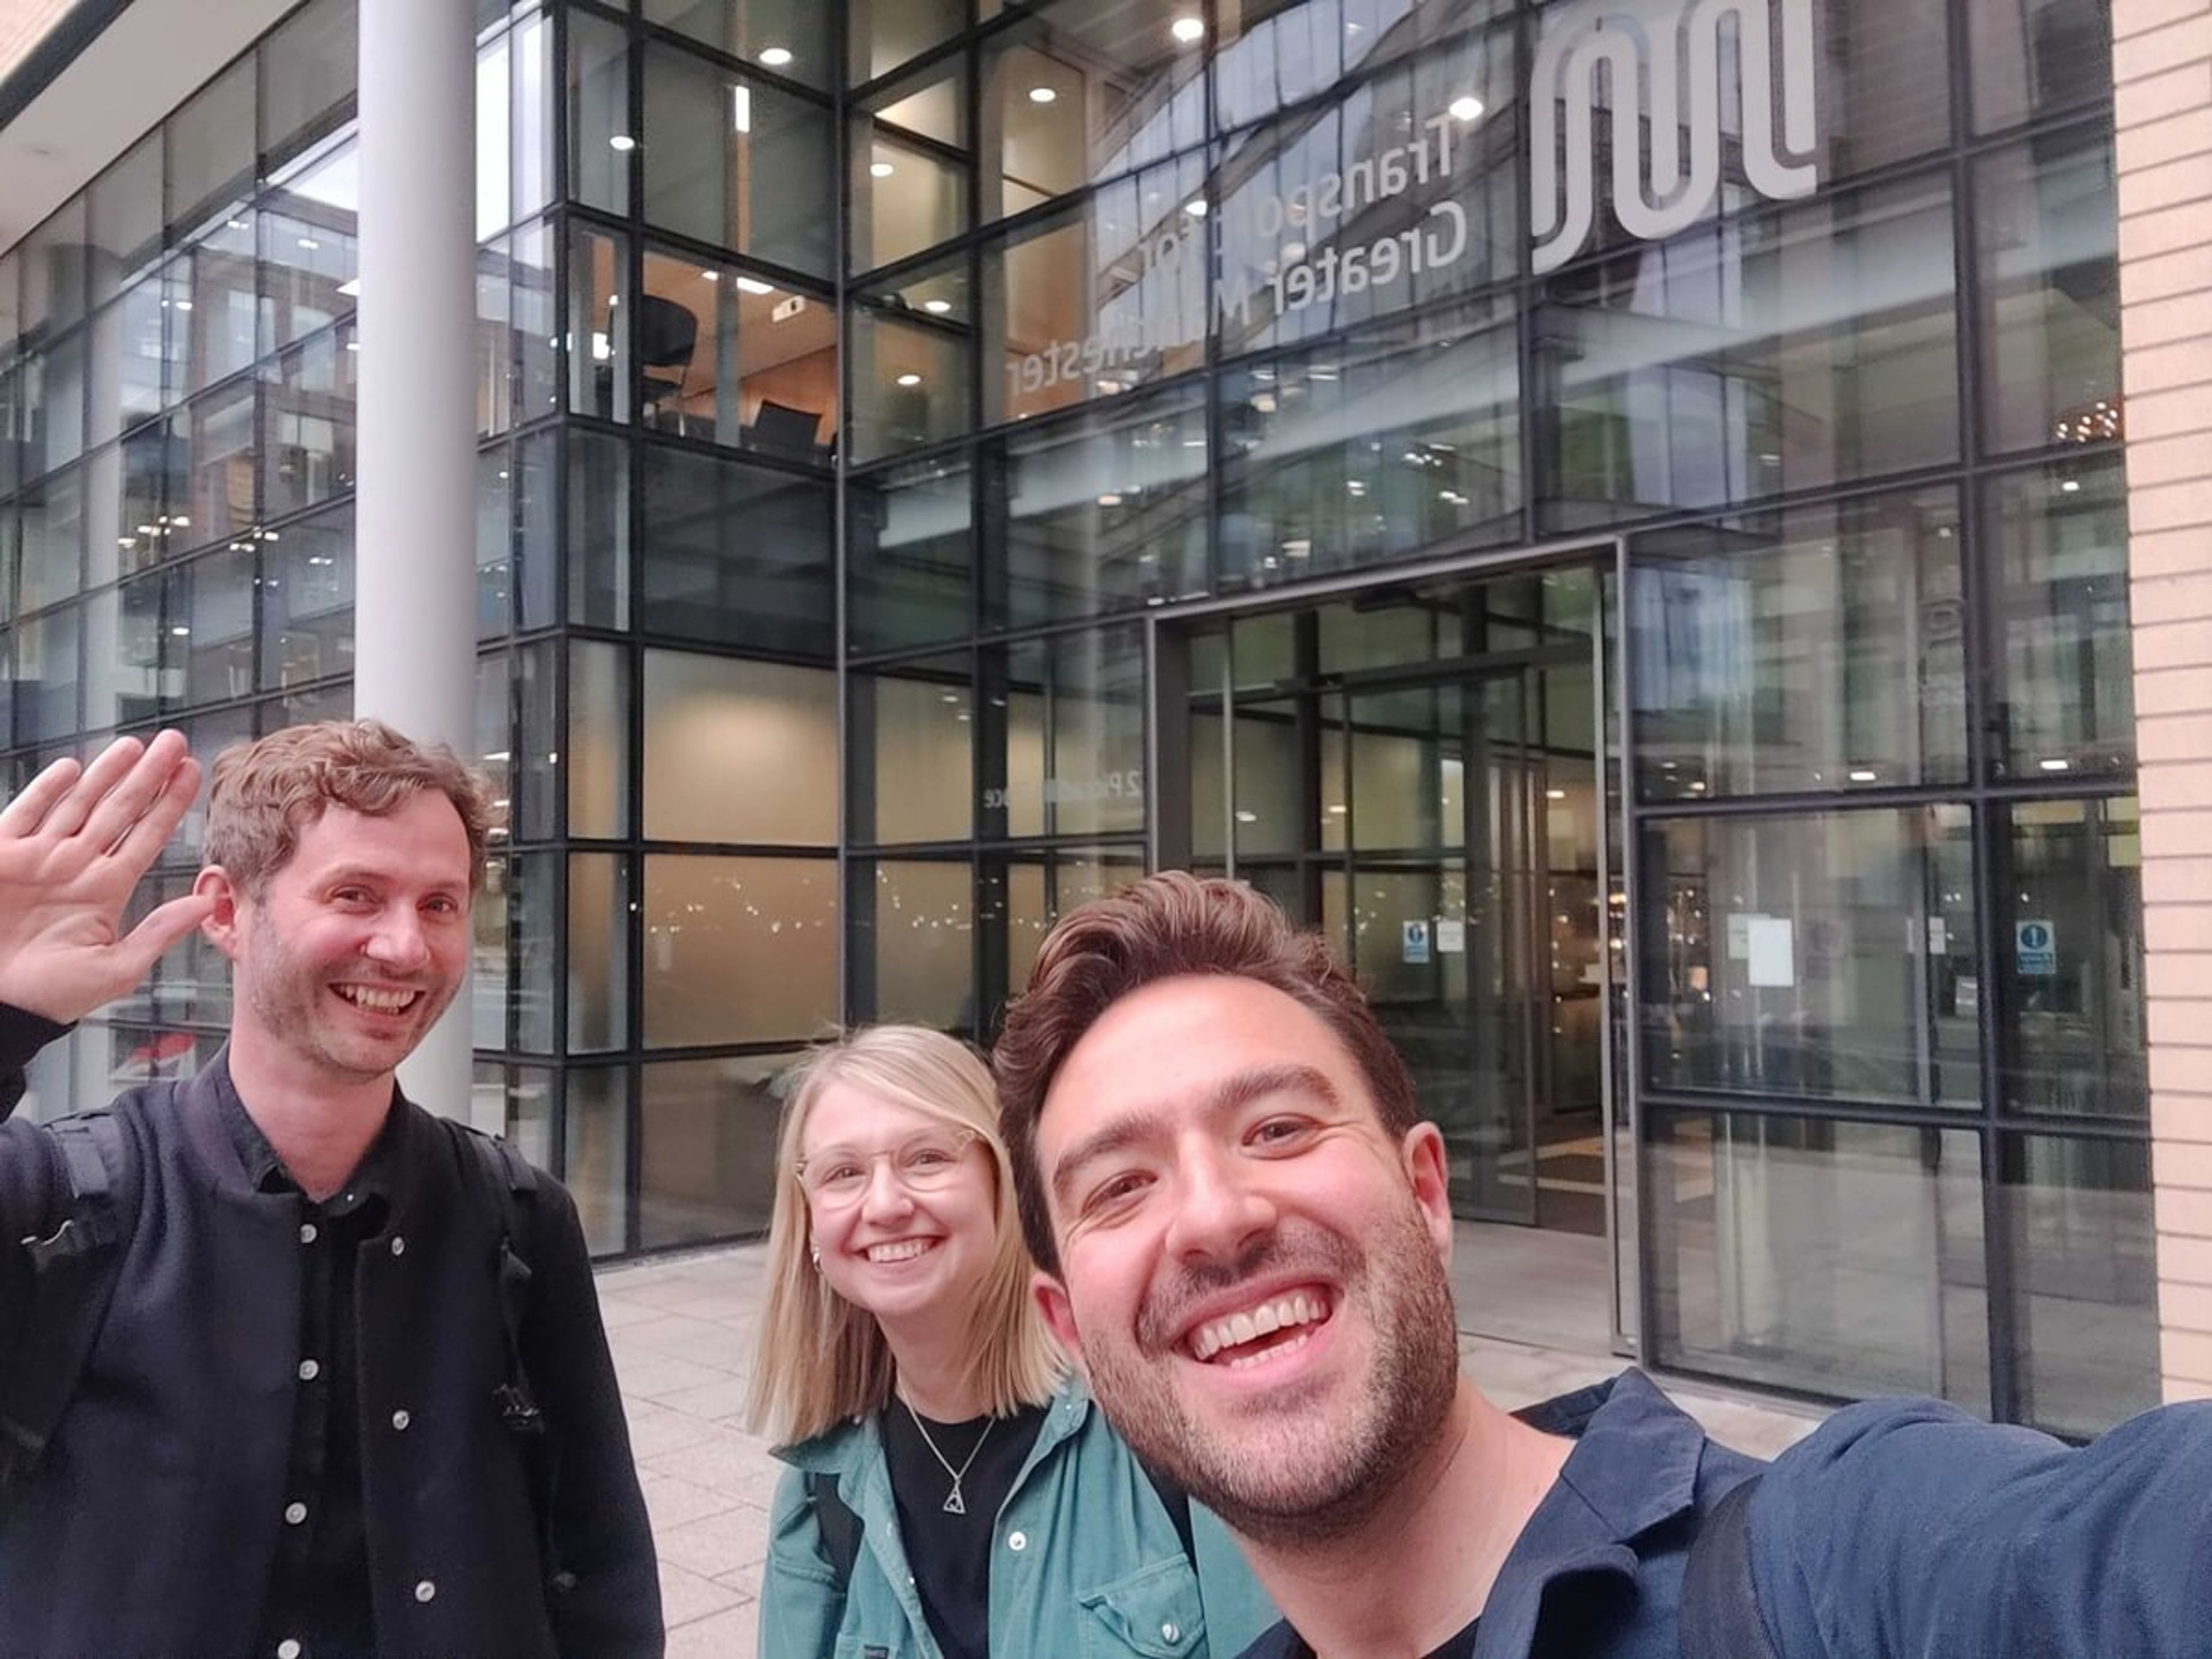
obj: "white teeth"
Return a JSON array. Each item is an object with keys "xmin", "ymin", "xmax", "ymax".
[
  {"xmin": 1190, "ymin": 1291, "xmax": 1327, "ymax": 1362},
  {"xmin": 866, "ymin": 1239, "xmax": 934, "ymax": 1263},
  {"xmin": 338, "ymin": 986, "xmax": 416, "ymax": 1013}
]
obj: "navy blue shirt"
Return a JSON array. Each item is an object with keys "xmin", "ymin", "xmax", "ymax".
[
  {"xmin": 1239, "ymin": 1369, "xmax": 1765, "ymax": 1658},
  {"xmin": 1243, "ymin": 1371, "xmax": 2212, "ymax": 1658}
]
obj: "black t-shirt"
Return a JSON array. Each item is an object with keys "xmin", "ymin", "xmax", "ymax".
[
  {"xmin": 1277, "ymin": 1616, "xmax": 1478, "ymax": 1659},
  {"xmin": 881, "ymin": 1399, "xmax": 1048, "ymax": 1659}
]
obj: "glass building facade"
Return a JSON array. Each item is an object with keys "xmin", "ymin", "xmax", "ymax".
[{"xmin": 0, "ymin": 0, "xmax": 2151, "ymax": 1435}]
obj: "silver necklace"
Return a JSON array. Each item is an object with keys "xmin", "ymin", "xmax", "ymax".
[{"xmin": 903, "ymin": 1400, "xmax": 994, "ymax": 1515}]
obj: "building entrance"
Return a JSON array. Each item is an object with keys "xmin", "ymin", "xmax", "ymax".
[{"xmin": 1158, "ymin": 558, "xmax": 1623, "ymax": 1252}]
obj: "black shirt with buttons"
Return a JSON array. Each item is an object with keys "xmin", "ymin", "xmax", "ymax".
[{"xmin": 215, "ymin": 1078, "xmax": 400, "ymax": 1659}]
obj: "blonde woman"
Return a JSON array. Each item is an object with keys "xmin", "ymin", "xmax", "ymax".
[{"xmin": 749, "ymin": 1026, "xmax": 1272, "ymax": 1658}]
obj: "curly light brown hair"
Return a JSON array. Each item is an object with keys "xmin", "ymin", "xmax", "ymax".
[
  {"xmin": 993, "ymin": 872, "xmax": 1418, "ymax": 1277},
  {"xmin": 206, "ymin": 719, "xmax": 499, "ymax": 896}
]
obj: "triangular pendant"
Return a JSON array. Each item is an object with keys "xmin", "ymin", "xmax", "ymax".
[{"xmin": 942, "ymin": 1486, "xmax": 967, "ymax": 1515}]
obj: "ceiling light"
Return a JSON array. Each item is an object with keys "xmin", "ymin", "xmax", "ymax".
[
  {"xmin": 871, "ymin": 161, "xmax": 896, "ymax": 177},
  {"xmin": 1546, "ymin": 788, "xmax": 1567, "ymax": 801},
  {"xmin": 1028, "ymin": 86, "xmax": 1058, "ymax": 104},
  {"xmin": 2059, "ymin": 478, "xmax": 2081, "ymax": 493},
  {"xmin": 2040, "ymin": 757, "xmax": 2073, "ymax": 772},
  {"xmin": 758, "ymin": 46, "xmax": 793, "ymax": 67},
  {"xmin": 1449, "ymin": 95, "xmax": 1485, "ymax": 122},
  {"xmin": 1097, "ymin": 493, "xmax": 1123, "ymax": 506},
  {"xmin": 170, "ymin": 625, "xmax": 191, "ymax": 637},
  {"xmin": 732, "ymin": 86, "xmax": 752, "ymax": 132},
  {"xmin": 608, "ymin": 134, "xmax": 636, "ymax": 151},
  {"xmin": 734, "ymin": 276, "xmax": 775, "ymax": 294},
  {"xmin": 923, "ymin": 298, "xmax": 953, "ymax": 314},
  {"xmin": 1184, "ymin": 198, "xmax": 1209, "ymax": 216},
  {"xmin": 172, "ymin": 299, "xmax": 193, "ymax": 312},
  {"xmin": 297, "ymin": 237, "xmax": 321, "ymax": 251},
  {"xmin": 896, "ymin": 372, "xmax": 923, "ymax": 387},
  {"xmin": 700, "ymin": 270, "xmax": 719, "ymax": 282},
  {"xmin": 1171, "ymin": 16, "xmax": 1205, "ymax": 42},
  {"xmin": 1849, "ymin": 769, "xmax": 1878, "ymax": 783},
  {"xmin": 336, "ymin": 277, "xmax": 359, "ymax": 297}
]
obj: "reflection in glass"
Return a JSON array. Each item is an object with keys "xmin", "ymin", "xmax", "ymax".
[
  {"xmin": 854, "ymin": 859, "xmax": 974, "ymax": 1028},
  {"xmin": 849, "ymin": 454, "xmax": 971, "ymax": 653},
  {"xmin": 260, "ymin": 142, "xmax": 359, "ymax": 358},
  {"xmin": 641, "ymin": 1053, "xmax": 795, "ymax": 1248},
  {"xmin": 986, "ymin": 628, "xmax": 1147, "ymax": 840},
  {"xmin": 638, "ymin": 251, "xmax": 836, "ymax": 458},
  {"xmin": 851, "ymin": 130, "xmax": 967, "ymax": 272},
  {"xmin": 1219, "ymin": 304, "xmax": 1518, "ymax": 592},
  {"xmin": 650, "ymin": 0, "xmax": 830, "ymax": 88},
  {"xmin": 259, "ymin": 505, "xmax": 352, "ymax": 690},
  {"xmin": 850, "ymin": 0, "xmax": 964, "ymax": 89},
  {"xmin": 1998, "ymin": 798, "xmax": 2144, "ymax": 1121},
  {"xmin": 1969, "ymin": 0, "xmax": 2113, "ymax": 133},
  {"xmin": 569, "ymin": 13, "xmax": 631, "ymax": 215},
  {"xmin": 507, "ymin": 850, "xmax": 558, "ymax": 1054},
  {"xmin": 569, "ymin": 639, "xmax": 630, "ymax": 839},
  {"xmin": 851, "ymin": 656, "xmax": 973, "ymax": 845},
  {"xmin": 1650, "ymin": 1111, "xmax": 1988, "ymax": 1407},
  {"xmin": 643, "ymin": 857, "xmax": 838, "ymax": 1046},
  {"xmin": 1642, "ymin": 807, "xmax": 1979, "ymax": 1107},
  {"xmin": 849, "ymin": 309, "xmax": 970, "ymax": 461},
  {"xmin": 568, "ymin": 226, "xmax": 627, "ymax": 423},
  {"xmin": 1540, "ymin": 176, "xmax": 1957, "ymax": 524},
  {"xmin": 567, "ymin": 1067, "xmax": 631, "ymax": 1257},
  {"xmin": 1631, "ymin": 489, "xmax": 1967, "ymax": 800},
  {"xmin": 568, "ymin": 854, "xmax": 630, "ymax": 1052},
  {"xmin": 1976, "ymin": 129, "xmax": 2119, "ymax": 457},
  {"xmin": 642, "ymin": 46, "xmax": 834, "ymax": 277},
  {"xmin": 643, "ymin": 652, "xmax": 836, "ymax": 846},
  {"xmin": 262, "ymin": 324, "xmax": 357, "ymax": 520},
  {"xmin": 1987, "ymin": 457, "xmax": 2131, "ymax": 778},
  {"xmin": 991, "ymin": 381, "xmax": 1207, "ymax": 626},
  {"xmin": 637, "ymin": 446, "xmax": 833, "ymax": 654},
  {"xmin": 2003, "ymin": 1134, "xmax": 2160, "ymax": 1437},
  {"xmin": 188, "ymin": 383, "xmax": 257, "ymax": 549},
  {"xmin": 260, "ymin": 0, "xmax": 357, "ymax": 165},
  {"xmin": 566, "ymin": 429, "xmax": 628, "ymax": 631},
  {"xmin": 165, "ymin": 57, "xmax": 256, "ymax": 239},
  {"xmin": 88, "ymin": 133, "xmax": 165, "ymax": 306}
]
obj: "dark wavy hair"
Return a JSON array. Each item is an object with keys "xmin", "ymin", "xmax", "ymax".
[{"xmin": 994, "ymin": 872, "xmax": 1417, "ymax": 1276}]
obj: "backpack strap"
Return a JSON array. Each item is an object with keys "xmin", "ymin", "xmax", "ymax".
[
  {"xmin": 0, "ymin": 1112, "xmax": 134, "ymax": 1502},
  {"xmin": 1680, "ymin": 1474, "xmax": 1779, "ymax": 1659},
  {"xmin": 451, "ymin": 1124, "xmax": 566, "ymax": 1585},
  {"xmin": 806, "ymin": 1469, "xmax": 862, "ymax": 1591}
]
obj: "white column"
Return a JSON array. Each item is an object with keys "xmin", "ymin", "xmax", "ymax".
[{"xmin": 355, "ymin": 0, "xmax": 484, "ymax": 1124}]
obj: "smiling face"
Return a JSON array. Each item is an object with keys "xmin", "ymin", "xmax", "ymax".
[
  {"xmin": 205, "ymin": 791, "xmax": 474, "ymax": 1089},
  {"xmin": 800, "ymin": 1082, "xmax": 1001, "ymax": 1341},
  {"xmin": 1033, "ymin": 974, "xmax": 1463, "ymax": 1547}
]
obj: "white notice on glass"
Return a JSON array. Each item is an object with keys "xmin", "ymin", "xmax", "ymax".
[
  {"xmin": 1746, "ymin": 917, "xmax": 1794, "ymax": 988},
  {"xmin": 1436, "ymin": 918, "xmax": 1467, "ymax": 954},
  {"xmin": 1726, "ymin": 914, "xmax": 1753, "ymax": 960}
]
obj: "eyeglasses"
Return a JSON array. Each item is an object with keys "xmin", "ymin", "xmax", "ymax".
[{"xmin": 795, "ymin": 1128, "xmax": 982, "ymax": 1208}]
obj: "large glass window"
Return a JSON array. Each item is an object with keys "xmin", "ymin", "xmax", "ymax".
[
  {"xmin": 1976, "ymin": 128, "xmax": 2119, "ymax": 459},
  {"xmin": 1642, "ymin": 806, "xmax": 1979, "ymax": 1108},
  {"xmin": 650, "ymin": 0, "xmax": 831, "ymax": 89},
  {"xmin": 849, "ymin": 453, "xmax": 972, "ymax": 653},
  {"xmin": 262, "ymin": 324, "xmax": 357, "ymax": 520},
  {"xmin": 637, "ymin": 250, "xmax": 836, "ymax": 459},
  {"xmin": 638, "ymin": 445, "xmax": 833, "ymax": 653},
  {"xmin": 642, "ymin": 45, "xmax": 835, "ymax": 278},
  {"xmin": 643, "ymin": 651, "xmax": 837, "ymax": 845},
  {"xmin": 851, "ymin": 127, "xmax": 967, "ymax": 274},
  {"xmin": 1218, "ymin": 300, "xmax": 1520, "ymax": 594},
  {"xmin": 1649, "ymin": 1112, "xmax": 1988, "ymax": 1407},
  {"xmin": 569, "ymin": 13, "xmax": 632, "ymax": 217},
  {"xmin": 166, "ymin": 57, "xmax": 256, "ymax": 238},
  {"xmin": 1969, "ymin": 0, "xmax": 2115, "ymax": 133},
  {"xmin": 1630, "ymin": 489, "xmax": 1968, "ymax": 800},
  {"xmin": 851, "ymin": 653, "xmax": 974, "ymax": 846},
  {"xmin": 849, "ymin": 309, "xmax": 970, "ymax": 461},
  {"xmin": 89, "ymin": 135, "xmax": 165, "ymax": 308},
  {"xmin": 988, "ymin": 381, "xmax": 1207, "ymax": 628},
  {"xmin": 260, "ymin": 504, "xmax": 351, "ymax": 691},
  {"xmin": 982, "ymin": 627, "xmax": 1147, "ymax": 842},
  {"xmin": 260, "ymin": 141, "xmax": 359, "ymax": 359},
  {"xmin": 1986, "ymin": 456, "xmax": 2132, "ymax": 779},
  {"xmin": 639, "ymin": 1052, "xmax": 793, "ymax": 1249},
  {"xmin": 851, "ymin": 858, "xmax": 975, "ymax": 1028},
  {"xmin": 849, "ymin": 0, "xmax": 964, "ymax": 86},
  {"xmin": 180, "ymin": 215, "xmax": 259, "ymax": 393},
  {"xmin": 642, "ymin": 857, "xmax": 837, "ymax": 1046},
  {"xmin": 260, "ymin": 0, "xmax": 358, "ymax": 164},
  {"xmin": 1539, "ymin": 174, "xmax": 1959, "ymax": 524},
  {"xmin": 1997, "ymin": 798, "xmax": 2145, "ymax": 1122},
  {"xmin": 2002, "ymin": 1134, "xmax": 2160, "ymax": 1438}
]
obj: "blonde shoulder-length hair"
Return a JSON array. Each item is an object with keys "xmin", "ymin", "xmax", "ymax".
[{"xmin": 744, "ymin": 1025, "xmax": 1066, "ymax": 1448}]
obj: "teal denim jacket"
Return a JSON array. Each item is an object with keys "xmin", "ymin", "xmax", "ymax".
[{"xmin": 759, "ymin": 1379, "xmax": 1275, "ymax": 1659}]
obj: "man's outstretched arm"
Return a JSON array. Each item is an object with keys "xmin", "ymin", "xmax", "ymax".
[{"xmin": 0, "ymin": 731, "xmax": 212, "ymax": 1030}]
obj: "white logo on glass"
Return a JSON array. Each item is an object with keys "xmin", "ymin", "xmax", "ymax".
[{"xmin": 1530, "ymin": 0, "xmax": 1820, "ymax": 275}]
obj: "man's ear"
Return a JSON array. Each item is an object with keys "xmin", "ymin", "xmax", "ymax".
[
  {"xmin": 194, "ymin": 866, "xmax": 244, "ymax": 961},
  {"xmin": 1035, "ymin": 1268, "xmax": 1087, "ymax": 1373},
  {"xmin": 1402, "ymin": 1121, "xmax": 1454, "ymax": 1263}
]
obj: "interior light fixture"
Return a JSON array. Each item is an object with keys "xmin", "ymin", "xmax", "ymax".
[
  {"xmin": 758, "ymin": 46, "xmax": 793, "ymax": 67},
  {"xmin": 732, "ymin": 86, "xmax": 752, "ymax": 132},
  {"xmin": 896, "ymin": 372, "xmax": 923, "ymax": 387},
  {"xmin": 1449, "ymin": 95, "xmax": 1485, "ymax": 122},
  {"xmin": 336, "ymin": 278, "xmax": 360, "ymax": 297},
  {"xmin": 923, "ymin": 298, "xmax": 953, "ymax": 314},
  {"xmin": 172, "ymin": 299, "xmax": 194, "ymax": 312},
  {"xmin": 608, "ymin": 134, "xmax": 637, "ymax": 151},
  {"xmin": 2059, "ymin": 478, "xmax": 2081, "ymax": 493},
  {"xmin": 700, "ymin": 270, "xmax": 719, "ymax": 282},
  {"xmin": 297, "ymin": 237, "xmax": 321, "ymax": 251},
  {"xmin": 1184, "ymin": 198, "xmax": 1209, "ymax": 217},
  {"xmin": 1171, "ymin": 16, "xmax": 1205, "ymax": 42},
  {"xmin": 2040, "ymin": 757, "xmax": 2073, "ymax": 772},
  {"xmin": 1028, "ymin": 86, "xmax": 1058, "ymax": 104},
  {"xmin": 871, "ymin": 161, "xmax": 896, "ymax": 177},
  {"xmin": 734, "ymin": 275, "xmax": 776, "ymax": 295},
  {"xmin": 1849, "ymin": 768, "xmax": 1878, "ymax": 783}
]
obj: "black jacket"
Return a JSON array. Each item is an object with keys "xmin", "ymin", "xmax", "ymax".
[{"xmin": 0, "ymin": 1035, "xmax": 663, "ymax": 1657}]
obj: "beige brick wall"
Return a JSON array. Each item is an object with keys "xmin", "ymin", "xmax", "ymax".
[{"xmin": 2116, "ymin": 0, "xmax": 2212, "ymax": 1406}]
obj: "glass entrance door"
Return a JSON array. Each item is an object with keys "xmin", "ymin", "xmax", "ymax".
[{"xmin": 1176, "ymin": 565, "xmax": 1613, "ymax": 1234}]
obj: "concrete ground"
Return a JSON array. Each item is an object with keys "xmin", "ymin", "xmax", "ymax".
[{"xmin": 596, "ymin": 1233, "xmax": 1826, "ymax": 1657}]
